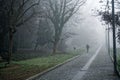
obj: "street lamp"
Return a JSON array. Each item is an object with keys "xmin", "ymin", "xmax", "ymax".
[{"xmin": 111, "ymin": 0, "xmax": 118, "ymax": 75}]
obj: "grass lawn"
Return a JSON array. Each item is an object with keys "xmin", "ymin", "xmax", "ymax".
[
  {"xmin": 110, "ymin": 48, "xmax": 120, "ymax": 71},
  {"xmin": 116, "ymin": 48, "xmax": 120, "ymax": 71},
  {"xmin": 0, "ymin": 50, "xmax": 83, "ymax": 80},
  {"xmin": 118, "ymin": 58, "xmax": 120, "ymax": 70}
]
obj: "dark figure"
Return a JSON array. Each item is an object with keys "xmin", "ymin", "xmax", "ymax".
[
  {"xmin": 86, "ymin": 44, "xmax": 90, "ymax": 53},
  {"xmin": 73, "ymin": 47, "xmax": 76, "ymax": 50}
]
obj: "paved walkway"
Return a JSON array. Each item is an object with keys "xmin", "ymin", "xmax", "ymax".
[
  {"xmin": 34, "ymin": 46, "xmax": 119, "ymax": 80},
  {"xmin": 81, "ymin": 46, "xmax": 119, "ymax": 80}
]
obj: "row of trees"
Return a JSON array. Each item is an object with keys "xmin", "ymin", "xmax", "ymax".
[{"xmin": 0, "ymin": 0, "xmax": 86, "ymax": 64}]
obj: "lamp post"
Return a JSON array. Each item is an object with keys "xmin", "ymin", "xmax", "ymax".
[
  {"xmin": 107, "ymin": 24, "xmax": 110, "ymax": 55},
  {"xmin": 111, "ymin": 0, "xmax": 118, "ymax": 74}
]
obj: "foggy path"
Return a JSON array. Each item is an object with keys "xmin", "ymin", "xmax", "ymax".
[
  {"xmin": 31, "ymin": 45, "xmax": 119, "ymax": 80},
  {"xmin": 1, "ymin": 0, "xmax": 120, "ymax": 80},
  {"xmin": 29, "ymin": 0, "xmax": 120, "ymax": 80},
  {"xmin": 81, "ymin": 46, "xmax": 119, "ymax": 80},
  {"xmin": 33, "ymin": 45, "xmax": 101, "ymax": 80}
]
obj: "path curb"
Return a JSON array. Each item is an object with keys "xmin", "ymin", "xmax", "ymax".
[{"xmin": 26, "ymin": 54, "xmax": 81, "ymax": 80}]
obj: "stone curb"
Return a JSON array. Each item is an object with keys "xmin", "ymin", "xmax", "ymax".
[{"xmin": 26, "ymin": 54, "xmax": 81, "ymax": 80}]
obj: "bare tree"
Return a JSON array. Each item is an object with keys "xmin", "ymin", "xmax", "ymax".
[
  {"xmin": 44, "ymin": 0, "xmax": 86, "ymax": 53},
  {"xmin": 1, "ymin": 0, "xmax": 40, "ymax": 64}
]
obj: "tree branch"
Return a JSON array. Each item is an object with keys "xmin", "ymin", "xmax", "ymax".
[
  {"xmin": 16, "ymin": 11, "xmax": 35, "ymax": 27},
  {"xmin": 16, "ymin": 0, "xmax": 41, "ymax": 24}
]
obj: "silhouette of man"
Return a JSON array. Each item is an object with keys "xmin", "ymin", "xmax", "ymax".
[
  {"xmin": 73, "ymin": 47, "xmax": 76, "ymax": 50},
  {"xmin": 86, "ymin": 44, "xmax": 90, "ymax": 53}
]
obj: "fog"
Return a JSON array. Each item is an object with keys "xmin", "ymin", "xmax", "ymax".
[
  {"xmin": 65, "ymin": 0, "xmax": 105, "ymax": 50},
  {"xmin": 0, "ymin": 0, "xmax": 108, "ymax": 60}
]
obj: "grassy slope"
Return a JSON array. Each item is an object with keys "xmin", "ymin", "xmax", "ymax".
[
  {"xmin": 0, "ymin": 50, "xmax": 84, "ymax": 80},
  {"xmin": 116, "ymin": 49, "xmax": 120, "ymax": 71},
  {"xmin": 110, "ymin": 48, "xmax": 120, "ymax": 71}
]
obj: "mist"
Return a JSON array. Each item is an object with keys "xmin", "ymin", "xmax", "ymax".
[
  {"xmin": 65, "ymin": 0, "xmax": 105, "ymax": 51},
  {"xmin": 1, "ymin": 0, "xmax": 120, "ymax": 80}
]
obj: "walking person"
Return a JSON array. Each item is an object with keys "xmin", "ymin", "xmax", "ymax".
[{"xmin": 86, "ymin": 44, "xmax": 90, "ymax": 53}]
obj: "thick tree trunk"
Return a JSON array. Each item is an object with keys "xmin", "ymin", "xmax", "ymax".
[{"xmin": 8, "ymin": 29, "xmax": 13, "ymax": 64}]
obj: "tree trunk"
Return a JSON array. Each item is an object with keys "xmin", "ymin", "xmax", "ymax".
[
  {"xmin": 53, "ymin": 39, "xmax": 59, "ymax": 54},
  {"xmin": 53, "ymin": 42, "xmax": 57, "ymax": 54},
  {"xmin": 8, "ymin": 29, "xmax": 13, "ymax": 64}
]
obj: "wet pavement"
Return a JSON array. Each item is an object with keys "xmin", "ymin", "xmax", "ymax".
[
  {"xmin": 33, "ymin": 48, "xmax": 96, "ymax": 80},
  {"xmin": 81, "ymin": 46, "xmax": 120, "ymax": 80},
  {"xmin": 33, "ymin": 46, "xmax": 120, "ymax": 80}
]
